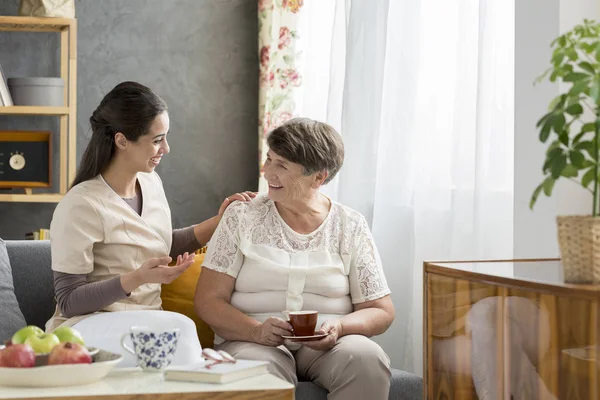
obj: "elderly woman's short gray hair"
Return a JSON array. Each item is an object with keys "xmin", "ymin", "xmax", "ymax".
[{"xmin": 267, "ymin": 117, "xmax": 344, "ymax": 184}]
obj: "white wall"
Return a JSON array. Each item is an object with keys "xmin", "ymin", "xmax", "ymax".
[{"xmin": 514, "ymin": 0, "xmax": 599, "ymax": 259}]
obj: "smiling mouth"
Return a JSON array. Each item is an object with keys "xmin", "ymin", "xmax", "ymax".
[
  {"xmin": 150, "ymin": 157, "xmax": 161, "ymax": 165},
  {"xmin": 269, "ymin": 184, "xmax": 283, "ymax": 189}
]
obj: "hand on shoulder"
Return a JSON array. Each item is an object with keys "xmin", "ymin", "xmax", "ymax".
[{"xmin": 217, "ymin": 191, "xmax": 257, "ymax": 216}]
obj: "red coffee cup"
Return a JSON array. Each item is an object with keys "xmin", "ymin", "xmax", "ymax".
[{"xmin": 288, "ymin": 311, "xmax": 318, "ymax": 337}]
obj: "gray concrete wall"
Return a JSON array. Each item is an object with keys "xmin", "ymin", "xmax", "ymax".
[{"xmin": 0, "ymin": 0, "xmax": 258, "ymax": 239}]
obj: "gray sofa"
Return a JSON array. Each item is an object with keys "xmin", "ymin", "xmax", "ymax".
[{"xmin": 4, "ymin": 239, "xmax": 422, "ymax": 399}]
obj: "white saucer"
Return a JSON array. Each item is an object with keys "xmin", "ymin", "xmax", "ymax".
[{"xmin": 281, "ymin": 332, "xmax": 329, "ymax": 342}]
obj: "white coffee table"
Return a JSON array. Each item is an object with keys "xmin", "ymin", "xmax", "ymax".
[{"xmin": 0, "ymin": 368, "xmax": 294, "ymax": 400}]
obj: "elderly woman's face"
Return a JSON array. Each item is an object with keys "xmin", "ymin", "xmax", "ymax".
[{"xmin": 263, "ymin": 150, "xmax": 318, "ymax": 203}]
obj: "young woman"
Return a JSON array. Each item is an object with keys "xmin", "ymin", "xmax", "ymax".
[{"xmin": 47, "ymin": 81, "xmax": 254, "ymax": 367}]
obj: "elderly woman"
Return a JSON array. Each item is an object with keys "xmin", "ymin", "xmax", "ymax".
[{"xmin": 195, "ymin": 118, "xmax": 395, "ymax": 400}]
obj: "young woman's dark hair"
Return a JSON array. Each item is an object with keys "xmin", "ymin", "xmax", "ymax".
[{"xmin": 70, "ymin": 81, "xmax": 167, "ymax": 188}]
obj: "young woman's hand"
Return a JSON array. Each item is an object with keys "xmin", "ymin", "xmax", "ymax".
[
  {"xmin": 121, "ymin": 252, "xmax": 195, "ymax": 293},
  {"xmin": 217, "ymin": 191, "xmax": 257, "ymax": 216}
]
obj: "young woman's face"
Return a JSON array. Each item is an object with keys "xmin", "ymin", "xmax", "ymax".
[{"xmin": 128, "ymin": 111, "xmax": 171, "ymax": 173}]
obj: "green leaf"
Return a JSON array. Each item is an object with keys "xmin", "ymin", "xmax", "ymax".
[
  {"xmin": 567, "ymin": 48, "xmax": 578, "ymax": 61},
  {"xmin": 536, "ymin": 111, "xmax": 554, "ymax": 128},
  {"xmin": 564, "ymin": 72, "xmax": 590, "ymax": 82},
  {"xmin": 558, "ymin": 36, "xmax": 567, "ymax": 47},
  {"xmin": 566, "ymin": 103, "xmax": 584, "ymax": 115},
  {"xmin": 552, "ymin": 51, "xmax": 565, "ymax": 65},
  {"xmin": 562, "ymin": 164, "xmax": 579, "ymax": 177},
  {"xmin": 570, "ymin": 150, "xmax": 585, "ymax": 167},
  {"xmin": 530, "ymin": 182, "xmax": 544, "ymax": 209},
  {"xmin": 540, "ymin": 119, "xmax": 553, "ymax": 142},
  {"xmin": 576, "ymin": 141, "xmax": 594, "ymax": 150},
  {"xmin": 560, "ymin": 132, "xmax": 570, "ymax": 146},
  {"xmin": 546, "ymin": 141, "xmax": 562, "ymax": 155},
  {"xmin": 581, "ymin": 42, "xmax": 595, "ymax": 53},
  {"xmin": 567, "ymin": 94, "xmax": 584, "ymax": 106},
  {"xmin": 564, "ymin": 64, "xmax": 574, "ymax": 73},
  {"xmin": 591, "ymin": 80, "xmax": 600, "ymax": 103},
  {"xmin": 544, "ymin": 146, "xmax": 563, "ymax": 172},
  {"xmin": 582, "ymin": 122, "xmax": 596, "ymax": 133},
  {"xmin": 553, "ymin": 113, "xmax": 566, "ymax": 134},
  {"xmin": 582, "ymin": 159, "xmax": 596, "ymax": 168},
  {"xmin": 582, "ymin": 167, "xmax": 597, "ymax": 188},
  {"xmin": 543, "ymin": 176, "xmax": 556, "ymax": 196},
  {"xmin": 579, "ymin": 61, "xmax": 596, "ymax": 74},
  {"xmin": 596, "ymin": 42, "xmax": 600, "ymax": 61},
  {"xmin": 543, "ymin": 158, "xmax": 552, "ymax": 173},
  {"xmin": 575, "ymin": 140, "xmax": 595, "ymax": 159},
  {"xmin": 548, "ymin": 95, "xmax": 566, "ymax": 112},
  {"xmin": 551, "ymin": 154, "xmax": 567, "ymax": 178},
  {"xmin": 535, "ymin": 68, "xmax": 552, "ymax": 85}
]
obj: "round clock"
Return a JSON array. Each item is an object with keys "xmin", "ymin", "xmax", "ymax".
[{"xmin": 9, "ymin": 153, "xmax": 26, "ymax": 171}]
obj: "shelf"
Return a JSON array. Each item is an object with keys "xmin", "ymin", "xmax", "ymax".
[
  {"xmin": 0, "ymin": 193, "xmax": 63, "ymax": 203},
  {"xmin": 0, "ymin": 16, "xmax": 77, "ymax": 203},
  {"xmin": 0, "ymin": 16, "xmax": 73, "ymax": 32},
  {"xmin": 0, "ymin": 106, "xmax": 69, "ymax": 116}
]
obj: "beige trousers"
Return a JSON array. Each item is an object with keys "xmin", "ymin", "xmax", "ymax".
[{"xmin": 217, "ymin": 335, "xmax": 391, "ymax": 400}]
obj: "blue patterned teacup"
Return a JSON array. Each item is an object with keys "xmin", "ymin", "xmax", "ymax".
[{"xmin": 120, "ymin": 326, "xmax": 180, "ymax": 371}]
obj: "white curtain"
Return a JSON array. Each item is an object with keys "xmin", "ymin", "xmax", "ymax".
[{"xmin": 294, "ymin": 0, "xmax": 515, "ymax": 375}]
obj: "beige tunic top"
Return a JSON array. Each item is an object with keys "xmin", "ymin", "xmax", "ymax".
[{"xmin": 46, "ymin": 172, "xmax": 173, "ymax": 331}]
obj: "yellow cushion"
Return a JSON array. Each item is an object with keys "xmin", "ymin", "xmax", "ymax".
[{"xmin": 161, "ymin": 252, "xmax": 214, "ymax": 349}]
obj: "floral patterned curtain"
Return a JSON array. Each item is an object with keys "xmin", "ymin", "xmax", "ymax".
[{"xmin": 258, "ymin": 0, "xmax": 304, "ymax": 192}]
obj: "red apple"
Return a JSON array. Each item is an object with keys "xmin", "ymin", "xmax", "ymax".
[
  {"xmin": 47, "ymin": 342, "xmax": 92, "ymax": 365},
  {"xmin": 0, "ymin": 344, "xmax": 36, "ymax": 368}
]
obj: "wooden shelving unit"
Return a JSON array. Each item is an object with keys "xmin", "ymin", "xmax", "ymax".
[{"xmin": 0, "ymin": 16, "xmax": 77, "ymax": 203}]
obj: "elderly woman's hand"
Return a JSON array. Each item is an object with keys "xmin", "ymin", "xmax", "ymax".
[
  {"xmin": 217, "ymin": 191, "xmax": 257, "ymax": 216},
  {"xmin": 251, "ymin": 317, "xmax": 294, "ymax": 347},
  {"xmin": 301, "ymin": 320, "xmax": 343, "ymax": 351}
]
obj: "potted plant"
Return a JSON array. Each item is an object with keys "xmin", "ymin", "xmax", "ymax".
[{"xmin": 530, "ymin": 19, "xmax": 600, "ymax": 283}]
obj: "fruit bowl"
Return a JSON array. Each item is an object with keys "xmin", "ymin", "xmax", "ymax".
[{"xmin": 0, "ymin": 349, "xmax": 123, "ymax": 387}]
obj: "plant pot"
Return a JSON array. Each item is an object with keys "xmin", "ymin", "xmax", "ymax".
[{"xmin": 556, "ymin": 215, "xmax": 600, "ymax": 283}]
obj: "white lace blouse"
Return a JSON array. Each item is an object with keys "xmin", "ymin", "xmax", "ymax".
[{"xmin": 203, "ymin": 195, "xmax": 391, "ymax": 337}]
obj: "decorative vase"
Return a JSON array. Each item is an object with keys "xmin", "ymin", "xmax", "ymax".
[{"xmin": 556, "ymin": 215, "xmax": 600, "ymax": 283}]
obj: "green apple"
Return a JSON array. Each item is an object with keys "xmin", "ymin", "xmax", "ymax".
[
  {"xmin": 52, "ymin": 326, "xmax": 85, "ymax": 346},
  {"xmin": 11, "ymin": 325, "xmax": 44, "ymax": 345},
  {"xmin": 24, "ymin": 333, "xmax": 60, "ymax": 354}
]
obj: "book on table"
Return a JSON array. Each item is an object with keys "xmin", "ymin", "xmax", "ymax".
[{"xmin": 164, "ymin": 359, "xmax": 270, "ymax": 384}]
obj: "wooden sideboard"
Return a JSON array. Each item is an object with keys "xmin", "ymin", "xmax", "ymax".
[{"xmin": 423, "ymin": 259, "xmax": 600, "ymax": 400}]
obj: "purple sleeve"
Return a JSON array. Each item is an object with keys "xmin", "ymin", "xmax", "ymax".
[
  {"xmin": 170, "ymin": 225, "xmax": 202, "ymax": 258},
  {"xmin": 53, "ymin": 272, "xmax": 128, "ymax": 318}
]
